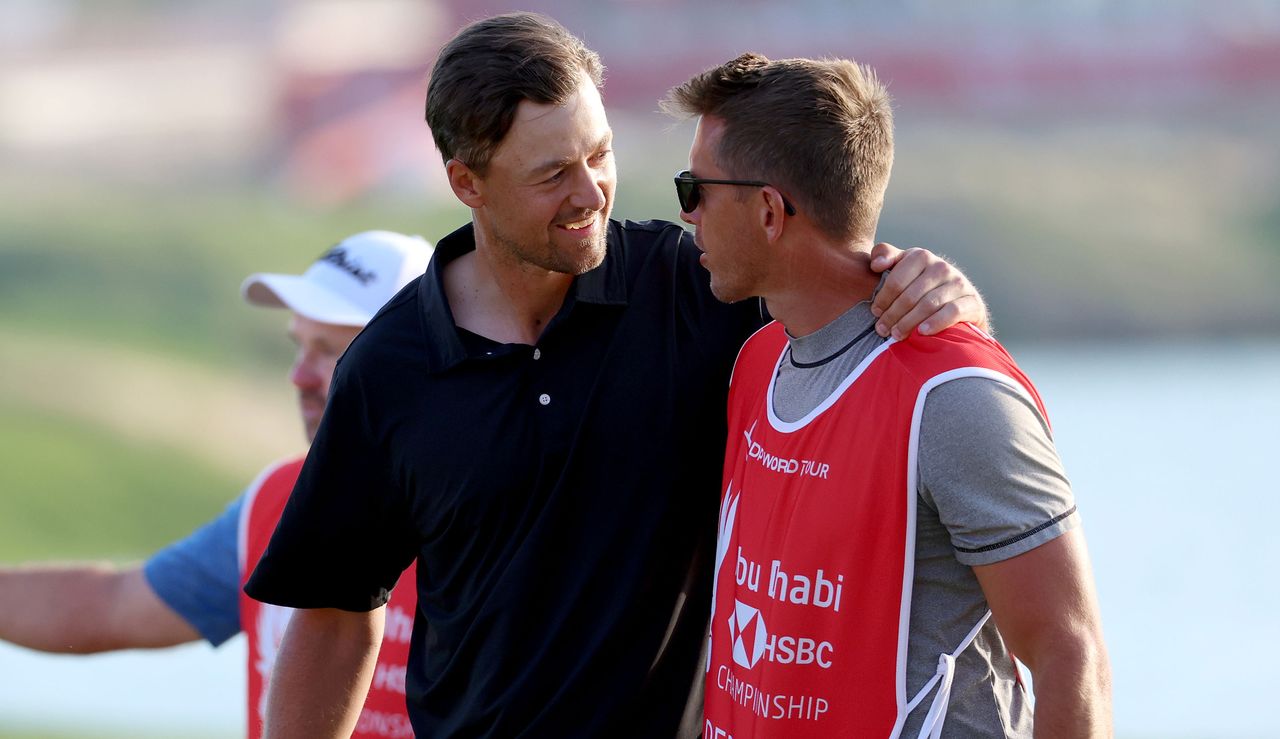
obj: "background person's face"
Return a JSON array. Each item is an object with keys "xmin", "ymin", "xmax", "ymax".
[
  {"xmin": 473, "ymin": 75, "xmax": 616, "ymax": 275},
  {"xmin": 286, "ymin": 313, "xmax": 362, "ymax": 442}
]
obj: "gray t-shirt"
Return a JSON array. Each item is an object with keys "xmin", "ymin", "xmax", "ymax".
[{"xmin": 772, "ymin": 296, "xmax": 1077, "ymax": 738}]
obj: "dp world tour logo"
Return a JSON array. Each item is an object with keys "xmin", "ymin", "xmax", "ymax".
[{"xmin": 728, "ymin": 599, "xmax": 769, "ymax": 669}]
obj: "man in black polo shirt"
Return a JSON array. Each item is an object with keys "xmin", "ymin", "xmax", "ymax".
[{"xmin": 246, "ymin": 13, "xmax": 988, "ymax": 738}]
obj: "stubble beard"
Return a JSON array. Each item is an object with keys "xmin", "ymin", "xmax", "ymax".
[
  {"xmin": 709, "ymin": 277, "xmax": 747, "ymax": 305},
  {"xmin": 708, "ymin": 253, "xmax": 769, "ymax": 305},
  {"xmin": 495, "ymin": 220, "xmax": 608, "ymax": 276},
  {"xmin": 299, "ymin": 391, "xmax": 325, "ymax": 444}
]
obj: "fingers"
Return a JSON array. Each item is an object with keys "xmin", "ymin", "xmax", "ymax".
[
  {"xmin": 877, "ymin": 255, "xmax": 994, "ymax": 339},
  {"xmin": 898, "ymin": 292, "xmax": 986, "ymax": 339},
  {"xmin": 868, "ymin": 241, "xmax": 904, "ymax": 273},
  {"xmin": 883, "ymin": 277, "xmax": 967, "ymax": 339},
  {"xmin": 871, "ymin": 248, "xmax": 938, "ymax": 335},
  {"xmin": 870, "ymin": 245, "xmax": 992, "ymax": 339}
]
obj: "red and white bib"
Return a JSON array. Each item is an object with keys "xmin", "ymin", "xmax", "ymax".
[
  {"xmin": 238, "ymin": 457, "xmax": 418, "ymax": 739},
  {"xmin": 705, "ymin": 322, "xmax": 1045, "ymax": 739}
]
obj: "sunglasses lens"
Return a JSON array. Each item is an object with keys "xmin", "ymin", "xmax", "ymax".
[{"xmin": 675, "ymin": 175, "xmax": 698, "ymax": 213}]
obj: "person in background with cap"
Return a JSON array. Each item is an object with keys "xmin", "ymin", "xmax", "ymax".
[{"xmin": 0, "ymin": 230, "xmax": 431, "ymax": 739}]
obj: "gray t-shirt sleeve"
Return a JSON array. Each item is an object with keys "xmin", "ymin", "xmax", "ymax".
[
  {"xmin": 918, "ymin": 376, "xmax": 1078, "ymax": 567},
  {"xmin": 142, "ymin": 494, "xmax": 244, "ymax": 646}
]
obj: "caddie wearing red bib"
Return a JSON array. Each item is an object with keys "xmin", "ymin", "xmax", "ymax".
[
  {"xmin": 709, "ymin": 321, "xmax": 1048, "ymax": 737},
  {"xmin": 664, "ymin": 53, "xmax": 1112, "ymax": 737},
  {"xmin": 238, "ymin": 458, "xmax": 419, "ymax": 739},
  {"xmin": 0, "ymin": 231, "xmax": 430, "ymax": 737},
  {"xmin": 232, "ymin": 231, "xmax": 429, "ymax": 738}
]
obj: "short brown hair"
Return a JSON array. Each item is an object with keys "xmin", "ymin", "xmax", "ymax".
[
  {"xmin": 426, "ymin": 12, "xmax": 604, "ymax": 174},
  {"xmin": 662, "ymin": 53, "xmax": 893, "ymax": 241}
]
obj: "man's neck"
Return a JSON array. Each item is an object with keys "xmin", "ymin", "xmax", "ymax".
[
  {"xmin": 766, "ymin": 242, "xmax": 880, "ymax": 338},
  {"xmin": 444, "ymin": 231, "xmax": 574, "ymax": 346}
]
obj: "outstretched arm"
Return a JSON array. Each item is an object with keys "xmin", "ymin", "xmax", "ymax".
[
  {"xmin": 974, "ymin": 529, "xmax": 1113, "ymax": 738},
  {"xmin": 0, "ymin": 563, "xmax": 200, "ymax": 653},
  {"xmin": 869, "ymin": 243, "xmax": 991, "ymax": 339},
  {"xmin": 263, "ymin": 606, "xmax": 383, "ymax": 739}
]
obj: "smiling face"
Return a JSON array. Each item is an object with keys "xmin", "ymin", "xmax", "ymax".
[
  {"xmin": 287, "ymin": 313, "xmax": 362, "ymax": 442},
  {"xmin": 680, "ymin": 115, "xmax": 773, "ymax": 304},
  {"xmin": 471, "ymin": 75, "xmax": 616, "ymax": 275}
]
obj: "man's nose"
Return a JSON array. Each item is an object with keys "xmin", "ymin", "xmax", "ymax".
[
  {"xmin": 569, "ymin": 167, "xmax": 607, "ymax": 212},
  {"xmin": 290, "ymin": 353, "xmax": 322, "ymax": 390}
]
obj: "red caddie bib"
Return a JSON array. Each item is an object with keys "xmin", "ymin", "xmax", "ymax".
[
  {"xmin": 237, "ymin": 457, "xmax": 418, "ymax": 739},
  {"xmin": 705, "ymin": 322, "xmax": 1045, "ymax": 739}
]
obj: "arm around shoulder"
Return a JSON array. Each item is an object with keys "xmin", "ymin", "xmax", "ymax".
[{"xmin": 973, "ymin": 529, "xmax": 1113, "ymax": 737}]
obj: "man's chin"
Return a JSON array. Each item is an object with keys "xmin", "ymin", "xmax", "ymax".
[
  {"xmin": 548, "ymin": 236, "xmax": 607, "ymax": 276},
  {"xmin": 709, "ymin": 279, "xmax": 743, "ymax": 305},
  {"xmin": 573, "ymin": 240, "xmax": 607, "ymax": 274},
  {"xmin": 300, "ymin": 408, "xmax": 323, "ymax": 442}
]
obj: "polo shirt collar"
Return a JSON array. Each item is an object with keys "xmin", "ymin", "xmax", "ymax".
[{"xmin": 419, "ymin": 220, "xmax": 629, "ymax": 373}]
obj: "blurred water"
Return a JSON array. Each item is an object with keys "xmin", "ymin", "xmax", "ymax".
[
  {"xmin": 0, "ymin": 639, "xmax": 243, "ymax": 737},
  {"xmin": 1, "ymin": 339, "xmax": 1277, "ymax": 738},
  {"xmin": 1014, "ymin": 338, "xmax": 1280, "ymax": 739}
]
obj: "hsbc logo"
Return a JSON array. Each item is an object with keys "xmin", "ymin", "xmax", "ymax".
[
  {"xmin": 728, "ymin": 600, "xmax": 770, "ymax": 668},
  {"xmin": 727, "ymin": 599, "xmax": 835, "ymax": 670}
]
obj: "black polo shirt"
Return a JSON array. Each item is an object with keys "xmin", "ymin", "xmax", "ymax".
[{"xmin": 246, "ymin": 219, "xmax": 763, "ymax": 737}]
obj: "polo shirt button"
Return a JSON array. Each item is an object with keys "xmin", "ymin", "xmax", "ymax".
[
  {"xmin": 538, "ymin": 393, "xmax": 551, "ymax": 406},
  {"xmin": 533, "ymin": 348, "xmax": 542, "ymax": 360}
]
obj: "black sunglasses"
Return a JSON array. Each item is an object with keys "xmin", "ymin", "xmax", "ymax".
[{"xmin": 674, "ymin": 170, "xmax": 797, "ymax": 216}]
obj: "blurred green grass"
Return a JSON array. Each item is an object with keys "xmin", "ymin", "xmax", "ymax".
[
  {"xmin": 0, "ymin": 175, "xmax": 668, "ymax": 563},
  {"xmin": 0, "ymin": 400, "xmax": 239, "ymax": 561},
  {"xmin": 0, "ymin": 190, "xmax": 465, "ymax": 562},
  {"xmin": 0, "ymin": 183, "xmax": 471, "ymax": 372}
]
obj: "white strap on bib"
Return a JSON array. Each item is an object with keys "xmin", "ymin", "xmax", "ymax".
[{"xmin": 904, "ymin": 610, "xmax": 991, "ymax": 739}]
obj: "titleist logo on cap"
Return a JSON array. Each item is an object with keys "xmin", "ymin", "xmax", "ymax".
[{"xmin": 319, "ymin": 246, "xmax": 377, "ymax": 285}]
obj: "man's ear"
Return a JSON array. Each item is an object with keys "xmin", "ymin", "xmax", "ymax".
[
  {"xmin": 758, "ymin": 186, "xmax": 790, "ymax": 244},
  {"xmin": 446, "ymin": 159, "xmax": 485, "ymax": 209}
]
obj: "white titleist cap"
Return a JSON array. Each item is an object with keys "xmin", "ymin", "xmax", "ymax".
[{"xmin": 241, "ymin": 230, "xmax": 432, "ymax": 326}]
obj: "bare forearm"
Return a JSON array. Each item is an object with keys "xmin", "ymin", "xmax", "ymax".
[
  {"xmin": 0, "ymin": 563, "xmax": 198, "ymax": 652},
  {"xmin": 1028, "ymin": 638, "xmax": 1113, "ymax": 738},
  {"xmin": 264, "ymin": 606, "xmax": 383, "ymax": 739},
  {"xmin": 0, "ymin": 563, "xmax": 133, "ymax": 652},
  {"xmin": 976, "ymin": 531, "xmax": 1113, "ymax": 738}
]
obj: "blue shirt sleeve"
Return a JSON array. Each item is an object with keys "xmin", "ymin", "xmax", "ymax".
[{"xmin": 143, "ymin": 494, "xmax": 245, "ymax": 647}]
